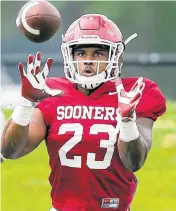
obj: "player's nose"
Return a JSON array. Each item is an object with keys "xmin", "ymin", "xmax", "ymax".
[
  {"xmin": 84, "ymin": 60, "xmax": 93, "ymax": 65},
  {"xmin": 84, "ymin": 54, "xmax": 94, "ymax": 66}
]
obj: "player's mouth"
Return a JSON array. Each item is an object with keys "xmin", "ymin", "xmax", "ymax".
[{"xmin": 81, "ymin": 68, "xmax": 96, "ymax": 77}]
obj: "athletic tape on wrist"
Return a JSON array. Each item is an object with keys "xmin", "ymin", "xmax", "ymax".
[
  {"xmin": 119, "ymin": 120, "xmax": 140, "ymax": 142},
  {"xmin": 11, "ymin": 105, "xmax": 34, "ymax": 126}
]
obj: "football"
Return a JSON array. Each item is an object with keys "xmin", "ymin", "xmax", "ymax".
[{"xmin": 16, "ymin": 0, "xmax": 61, "ymax": 43}]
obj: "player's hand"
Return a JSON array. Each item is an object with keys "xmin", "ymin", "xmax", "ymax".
[
  {"xmin": 18, "ymin": 51, "xmax": 62, "ymax": 102},
  {"xmin": 115, "ymin": 77, "xmax": 145, "ymax": 120}
]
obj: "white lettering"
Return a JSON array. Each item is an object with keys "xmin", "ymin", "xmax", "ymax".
[
  {"xmin": 73, "ymin": 106, "xmax": 82, "ymax": 119},
  {"xmin": 57, "ymin": 106, "xmax": 65, "ymax": 120},
  {"xmin": 104, "ymin": 107, "xmax": 115, "ymax": 120},
  {"xmin": 82, "ymin": 106, "xmax": 94, "ymax": 119},
  {"xmin": 65, "ymin": 106, "xmax": 73, "ymax": 119},
  {"xmin": 94, "ymin": 107, "xmax": 104, "ymax": 119},
  {"xmin": 56, "ymin": 106, "xmax": 118, "ymax": 121}
]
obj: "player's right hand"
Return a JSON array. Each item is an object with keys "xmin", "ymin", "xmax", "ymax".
[
  {"xmin": 18, "ymin": 51, "xmax": 62, "ymax": 102},
  {"xmin": 115, "ymin": 77, "xmax": 145, "ymax": 120}
]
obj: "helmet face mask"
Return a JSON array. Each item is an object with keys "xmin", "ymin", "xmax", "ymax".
[
  {"xmin": 62, "ymin": 40, "xmax": 124, "ymax": 89},
  {"xmin": 61, "ymin": 14, "xmax": 135, "ymax": 89}
]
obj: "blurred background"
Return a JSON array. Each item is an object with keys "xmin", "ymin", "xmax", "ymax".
[{"xmin": 1, "ymin": 1, "xmax": 176, "ymax": 211}]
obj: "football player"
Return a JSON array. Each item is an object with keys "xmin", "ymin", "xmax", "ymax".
[{"xmin": 1, "ymin": 14, "xmax": 166, "ymax": 211}]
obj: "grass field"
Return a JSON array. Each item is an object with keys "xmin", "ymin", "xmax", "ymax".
[{"xmin": 1, "ymin": 101, "xmax": 176, "ymax": 211}]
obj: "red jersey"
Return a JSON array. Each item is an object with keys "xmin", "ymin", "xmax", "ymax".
[{"xmin": 37, "ymin": 77, "xmax": 166, "ymax": 211}]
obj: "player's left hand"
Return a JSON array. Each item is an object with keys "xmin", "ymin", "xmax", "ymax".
[
  {"xmin": 115, "ymin": 77, "xmax": 145, "ymax": 120},
  {"xmin": 18, "ymin": 51, "xmax": 62, "ymax": 102}
]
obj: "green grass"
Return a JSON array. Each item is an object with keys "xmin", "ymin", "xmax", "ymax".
[
  {"xmin": 132, "ymin": 101, "xmax": 176, "ymax": 211},
  {"xmin": 1, "ymin": 101, "xmax": 176, "ymax": 211}
]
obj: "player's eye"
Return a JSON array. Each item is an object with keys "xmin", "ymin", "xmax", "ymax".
[
  {"xmin": 94, "ymin": 52, "xmax": 103, "ymax": 57},
  {"xmin": 80, "ymin": 53, "xmax": 86, "ymax": 57},
  {"xmin": 75, "ymin": 52, "xmax": 85, "ymax": 57}
]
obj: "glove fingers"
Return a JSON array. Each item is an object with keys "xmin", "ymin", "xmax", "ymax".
[
  {"xmin": 33, "ymin": 51, "xmax": 41, "ymax": 75},
  {"xmin": 129, "ymin": 79, "xmax": 145, "ymax": 99},
  {"xmin": 128, "ymin": 81, "xmax": 145, "ymax": 110},
  {"xmin": 130, "ymin": 100, "xmax": 139, "ymax": 111},
  {"xmin": 27, "ymin": 54, "xmax": 34, "ymax": 64},
  {"xmin": 43, "ymin": 85, "xmax": 62, "ymax": 96},
  {"xmin": 27, "ymin": 54, "xmax": 34, "ymax": 74},
  {"xmin": 131, "ymin": 77, "xmax": 143, "ymax": 92},
  {"xmin": 41, "ymin": 58, "xmax": 53, "ymax": 79},
  {"xmin": 131, "ymin": 81, "xmax": 138, "ymax": 92},
  {"xmin": 18, "ymin": 62, "xmax": 26, "ymax": 78},
  {"xmin": 134, "ymin": 81, "xmax": 145, "ymax": 96},
  {"xmin": 115, "ymin": 77, "xmax": 125, "ymax": 96},
  {"xmin": 130, "ymin": 92, "xmax": 141, "ymax": 104},
  {"xmin": 47, "ymin": 58, "xmax": 53, "ymax": 71},
  {"xmin": 140, "ymin": 82, "xmax": 145, "ymax": 93}
]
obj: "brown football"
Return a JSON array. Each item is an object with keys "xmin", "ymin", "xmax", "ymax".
[{"xmin": 16, "ymin": 0, "xmax": 61, "ymax": 43}]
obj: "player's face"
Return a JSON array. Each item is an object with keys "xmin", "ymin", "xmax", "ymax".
[{"xmin": 73, "ymin": 47, "xmax": 109, "ymax": 77}]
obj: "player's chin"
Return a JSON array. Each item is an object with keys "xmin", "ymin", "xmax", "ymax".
[{"xmin": 82, "ymin": 73, "xmax": 96, "ymax": 77}]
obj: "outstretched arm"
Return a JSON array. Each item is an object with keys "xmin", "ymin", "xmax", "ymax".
[
  {"xmin": 1, "ymin": 108, "xmax": 46, "ymax": 159},
  {"xmin": 115, "ymin": 77, "xmax": 151, "ymax": 172},
  {"xmin": 1, "ymin": 52, "xmax": 62, "ymax": 159},
  {"xmin": 118, "ymin": 117, "xmax": 153, "ymax": 172}
]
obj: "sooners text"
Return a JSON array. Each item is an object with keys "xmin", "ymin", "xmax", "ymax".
[{"xmin": 57, "ymin": 106, "xmax": 119, "ymax": 120}]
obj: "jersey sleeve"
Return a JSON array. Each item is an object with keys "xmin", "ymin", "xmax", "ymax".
[
  {"xmin": 136, "ymin": 80, "xmax": 166, "ymax": 121},
  {"xmin": 36, "ymin": 98, "xmax": 54, "ymax": 127}
]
